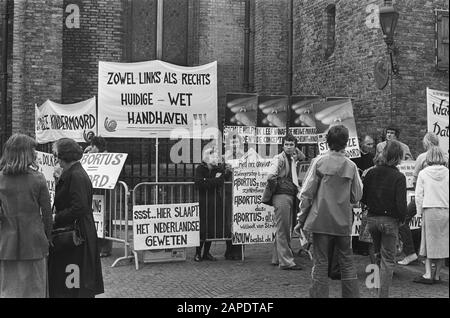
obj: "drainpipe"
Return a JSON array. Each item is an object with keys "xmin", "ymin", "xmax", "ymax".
[
  {"xmin": 1, "ymin": 0, "xmax": 9, "ymax": 137},
  {"xmin": 286, "ymin": 0, "xmax": 293, "ymax": 129},
  {"xmin": 243, "ymin": 0, "xmax": 250, "ymax": 92}
]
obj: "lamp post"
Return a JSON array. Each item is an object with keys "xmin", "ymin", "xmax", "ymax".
[{"xmin": 379, "ymin": 0, "xmax": 399, "ymax": 75}]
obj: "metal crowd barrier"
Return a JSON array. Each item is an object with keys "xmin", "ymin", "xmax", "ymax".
[
  {"xmin": 93, "ymin": 181, "xmax": 138, "ymax": 269},
  {"xmin": 131, "ymin": 181, "xmax": 233, "ymax": 268}
]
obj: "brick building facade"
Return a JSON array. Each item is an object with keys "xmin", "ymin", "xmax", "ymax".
[{"xmin": 1, "ymin": 0, "xmax": 448, "ymax": 180}]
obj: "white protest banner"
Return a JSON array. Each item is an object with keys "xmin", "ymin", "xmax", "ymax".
[
  {"xmin": 314, "ymin": 99, "xmax": 361, "ymax": 158},
  {"xmin": 132, "ymin": 203, "xmax": 200, "ymax": 250},
  {"xmin": 407, "ymin": 190, "xmax": 422, "ymax": 230},
  {"xmin": 232, "ymin": 149, "xmax": 276, "ymax": 244},
  {"xmin": 92, "ymin": 194, "xmax": 105, "ymax": 238},
  {"xmin": 35, "ymin": 97, "xmax": 97, "ymax": 144},
  {"xmin": 98, "ymin": 60, "xmax": 218, "ymax": 138},
  {"xmin": 36, "ymin": 151, "xmax": 58, "ymax": 206},
  {"xmin": 427, "ymin": 87, "xmax": 449, "ymax": 154},
  {"xmin": 398, "ymin": 160, "xmax": 416, "ymax": 189},
  {"xmin": 80, "ymin": 153, "xmax": 128, "ymax": 189}
]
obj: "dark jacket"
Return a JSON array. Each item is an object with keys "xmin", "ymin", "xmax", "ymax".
[
  {"xmin": 48, "ymin": 162, "xmax": 104, "ymax": 297},
  {"xmin": 0, "ymin": 168, "xmax": 52, "ymax": 260},
  {"xmin": 194, "ymin": 162, "xmax": 231, "ymax": 240},
  {"xmin": 361, "ymin": 165, "xmax": 407, "ymax": 223}
]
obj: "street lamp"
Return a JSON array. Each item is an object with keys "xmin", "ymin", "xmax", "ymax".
[{"xmin": 379, "ymin": 1, "xmax": 399, "ymax": 75}]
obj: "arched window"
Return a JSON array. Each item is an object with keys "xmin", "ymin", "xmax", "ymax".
[{"xmin": 324, "ymin": 4, "xmax": 336, "ymax": 59}]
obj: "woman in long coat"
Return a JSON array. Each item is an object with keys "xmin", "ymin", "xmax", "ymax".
[
  {"xmin": 0, "ymin": 134, "xmax": 52, "ymax": 298},
  {"xmin": 48, "ymin": 138, "xmax": 104, "ymax": 298}
]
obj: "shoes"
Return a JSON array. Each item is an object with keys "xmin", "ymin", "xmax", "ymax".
[
  {"xmin": 271, "ymin": 262, "xmax": 279, "ymax": 266},
  {"xmin": 397, "ymin": 253, "xmax": 418, "ymax": 265},
  {"xmin": 413, "ymin": 275, "xmax": 434, "ymax": 285},
  {"xmin": 194, "ymin": 254, "xmax": 202, "ymax": 262},
  {"xmin": 280, "ymin": 264, "xmax": 303, "ymax": 270},
  {"xmin": 100, "ymin": 252, "xmax": 111, "ymax": 258},
  {"xmin": 202, "ymin": 253, "xmax": 217, "ymax": 261}
]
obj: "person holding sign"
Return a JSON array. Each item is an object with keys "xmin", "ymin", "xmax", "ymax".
[
  {"xmin": 0, "ymin": 134, "xmax": 52, "ymax": 298},
  {"xmin": 361, "ymin": 140, "xmax": 407, "ymax": 298},
  {"xmin": 267, "ymin": 134, "xmax": 305, "ymax": 271},
  {"xmin": 297, "ymin": 125, "xmax": 362, "ymax": 297},
  {"xmin": 194, "ymin": 150, "xmax": 224, "ymax": 262},
  {"xmin": 376, "ymin": 126, "xmax": 413, "ymax": 161},
  {"xmin": 48, "ymin": 138, "xmax": 104, "ymax": 298},
  {"xmin": 413, "ymin": 146, "xmax": 449, "ymax": 284}
]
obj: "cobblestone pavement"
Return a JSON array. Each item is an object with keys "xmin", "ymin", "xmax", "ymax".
[{"xmin": 98, "ymin": 240, "xmax": 448, "ymax": 298}]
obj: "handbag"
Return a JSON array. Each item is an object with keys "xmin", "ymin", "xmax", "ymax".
[
  {"xmin": 261, "ymin": 178, "xmax": 277, "ymax": 206},
  {"xmin": 51, "ymin": 219, "xmax": 84, "ymax": 252}
]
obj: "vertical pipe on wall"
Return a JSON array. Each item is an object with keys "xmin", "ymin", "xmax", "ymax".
[
  {"xmin": 1, "ymin": 0, "xmax": 9, "ymax": 137},
  {"xmin": 243, "ymin": 0, "xmax": 250, "ymax": 93},
  {"xmin": 286, "ymin": 0, "xmax": 293, "ymax": 128}
]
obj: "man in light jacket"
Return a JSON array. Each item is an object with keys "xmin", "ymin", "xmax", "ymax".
[{"xmin": 297, "ymin": 125, "xmax": 363, "ymax": 298}]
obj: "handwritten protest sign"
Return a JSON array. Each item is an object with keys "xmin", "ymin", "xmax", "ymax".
[
  {"xmin": 36, "ymin": 151, "xmax": 57, "ymax": 206},
  {"xmin": 132, "ymin": 203, "xmax": 200, "ymax": 250},
  {"xmin": 398, "ymin": 161, "xmax": 416, "ymax": 189},
  {"xmin": 35, "ymin": 97, "xmax": 97, "ymax": 144},
  {"xmin": 427, "ymin": 87, "xmax": 449, "ymax": 154},
  {"xmin": 80, "ymin": 153, "xmax": 128, "ymax": 189},
  {"xmin": 98, "ymin": 60, "xmax": 217, "ymax": 138},
  {"xmin": 232, "ymin": 149, "xmax": 276, "ymax": 244},
  {"xmin": 92, "ymin": 194, "xmax": 105, "ymax": 238}
]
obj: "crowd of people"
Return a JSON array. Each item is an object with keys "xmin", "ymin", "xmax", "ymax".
[{"xmin": 0, "ymin": 125, "xmax": 448, "ymax": 298}]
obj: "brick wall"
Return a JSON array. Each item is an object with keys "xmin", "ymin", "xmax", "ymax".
[
  {"xmin": 294, "ymin": 0, "xmax": 449, "ymax": 157},
  {"xmin": 12, "ymin": 0, "xmax": 63, "ymax": 135},
  {"xmin": 62, "ymin": 0, "xmax": 124, "ymax": 104},
  {"xmin": 197, "ymin": 0, "xmax": 249, "ymax": 127},
  {"xmin": 254, "ymin": 0, "xmax": 289, "ymax": 95}
]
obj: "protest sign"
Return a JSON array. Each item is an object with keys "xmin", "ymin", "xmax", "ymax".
[
  {"xmin": 35, "ymin": 97, "xmax": 97, "ymax": 144},
  {"xmin": 98, "ymin": 60, "xmax": 217, "ymax": 138},
  {"xmin": 427, "ymin": 87, "xmax": 449, "ymax": 154},
  {"xmin": 314, "ymin": 99, "xmax": 360, "ymax": 158},
  {"xmin": 255, "ymin": 95, "xmax": 287, "ymax": 144},
  {"xmin": 398, "ymin": 160, "xmax": 416, "ymax": 189},
  {"xmin": 36, "ymin": 151, "xmax": 58, "ymax": 205},
  {"xmin": 231, "ymin": 149, "xmax": 277, "ymax": 244},
  {"xmin": 352, "ymin": 205, "xmax": 362, "ymax": 237},
  {"xmin": 288, "ymin": 95, "xmax": 320, "ymax": 144},
  {"xmin": 92, "ymin": 194, "xmax": 105, "ymax": 238},
  {"xmin": 407, "ymin": 190, "xmax": 422, "ymax": 230},
  {"xmin": 80, "ymin": 153, "xmax": 128, "ymax": 189},
  {"xmin": 132, "ymin": 203, "xmax": 200, "ymax": 250}
]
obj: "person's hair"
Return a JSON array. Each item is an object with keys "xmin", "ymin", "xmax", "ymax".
[
  {"xmin": 422, "ymin": 132, "xmax": 439, "ymax": 151},
  {"xmin": 425, "ymin": 146, "xmax": 446, "ymax": 166},
  {"xmin": 386, "ymin": 126, "xmax": 400, "ymax": 138},
  {"xmin": 0, "ymin": 133, "xmax": 38, "ymax": 175},
  {"xmin": 376, "ymin": 140, "xmax": 403, "ymax": 167},
  {"xmin": 326, "ymin": 125, "xmax": 349, "ymax": 151},
  {"xmin": 54, "ymin": 138, "xmax": 83, "ymax": 163},
  {"xmin": 282, "ymin": 133, "xmax": 297, "ymax": 146},
  {"xmin": 91, "ymin": 136, "xmax": 107, "ymax": 152}
]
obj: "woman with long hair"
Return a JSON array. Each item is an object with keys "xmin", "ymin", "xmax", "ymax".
[
  {"xmin": 48, "ymin": 138, "xmax": 104, "ymax": 298},
  {"xmin": 413, "ymin": 146, "xmax": 449, "ymax": 284},
  {"xmin": 0, "ymin": 134, "xmax": 52, "ymax": 297}
]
